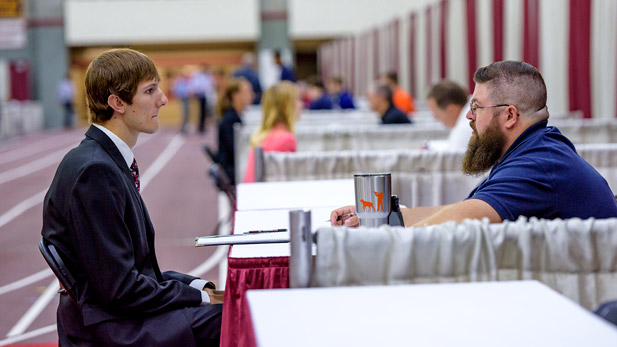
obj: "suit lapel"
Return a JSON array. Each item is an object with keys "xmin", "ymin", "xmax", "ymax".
[
  {"xmin": 85, "ymin": 126, "xmax": 163, "ymax": 280},
  {"xmin": 85, "ymin": 125, "xmax": 146, "ymax": 212},
  {"xmin": 85, "ymin": 126, "xmax": 134, "ymax": 182}
]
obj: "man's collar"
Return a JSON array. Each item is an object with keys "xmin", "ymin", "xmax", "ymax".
[
  {"xmin": 497, "ymin": 120, "xmax": 548, "ymax": 165},
  {"xmin": 92, "ymin": 123, "xmax": 134, "ymax": 168}
]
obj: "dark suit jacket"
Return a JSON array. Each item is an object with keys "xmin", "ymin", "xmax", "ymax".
[
  {"xmin": 42, "ymin": 126, "xmax": 203, "ymax": 341},
  {"xmin": 381, "ymin": 105, "xmax": 412, "ymax": 124},
  {"xmin": 217, "ymin": 109, "xmax": 242, "ymax": 185}
]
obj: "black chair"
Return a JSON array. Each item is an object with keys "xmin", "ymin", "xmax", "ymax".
[
  {"xmin": 38, "ymin": 238, "xmax": 77, "ymax": 302},
  {"xmin": 208, "ymin": 162, "xmax": 236, "ymax": 209},
  {"xmin": 202, "ymin": 145, "xmax": 219, "ymax": 164}
]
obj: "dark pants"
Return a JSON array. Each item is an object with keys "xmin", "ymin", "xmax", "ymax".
[
  {"xmin": 63, "ymin": 102, "xmax": 74, "ymax": 128},
  {"xmin": 57, "ymin": 293, "xmax": 222, "ymax": 346},
  {"xmin": 197, "ymin": 95, "xmax": 208, "ymax": 134}
]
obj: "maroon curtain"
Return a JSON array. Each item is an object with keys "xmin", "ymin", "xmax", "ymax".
[
  {"xmin": 393, "ymin": 18, "xmax": 401, "ymax": 75},
  {"xmin": 523, "ymin": 0, "xmax": 540, "ymax": 69},
  {"xmin": 220, "ymin": 256, "xmax": 290, "ymax": 347},
  {"xmin": 426, "ymin": 6, "xmax": 433, "ymax": 87},
  {"xmin": 466, "ymin": 0, "xmax": 477, "ymax": 91},
  {"xmin": 9, "ymin": 60, "xmax": 30, "ymax": 101},
  {"xmin": 409, "ymin": 12, "xmax": 417, "ymax": 98},
  {"xmin": 350, "ymin": 36, "xmax": 356, "ymax": 95},
  {"xmin": 492, "ymin": 0, "xmax": 504, "ymax": 62},
  {"xmin": 439, "ymin": 0, "xmax": 448, "ymax": 79},
  {"xmin": 373, "ymin": 28, "xmax": 380, "ymax": 80},
  {"xmin": 568, "ymin": 0, "xmax": 592, "ymax": 118}
]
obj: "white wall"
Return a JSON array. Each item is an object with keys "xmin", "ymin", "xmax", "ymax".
[
  {"xmin": 66, "ymin": 0, "xmax": 439, "ymax": 46},
  {"xmin": 290, "ymin": 0, "xmax": 436, "ymax": 39},
  {"xmin": 65, "ymin": 0, "xmax": 259, "ymax": 46}
]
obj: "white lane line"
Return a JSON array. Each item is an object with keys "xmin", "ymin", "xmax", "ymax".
[
  {"xmin": 0, "ymin": 132, "xmax": 82, "ymax": 166},
  {"xmin": 0, "ymin": 324, "xmax": 56, "ymax": 347},
  {"xmin": 0, "ymin": 130, "xmax": 161, "ymax": 230},
  {"xmin": 188, "ymin": 245, "xmax": 229, "ymax": 278},
  {"xmin": 0, "ymin": 190, "xmax": 47, "ymax": 229},
  {"xmin": 0, "ymin": 269, "xmax": 53, "ymax": 296},
  {"xmin": 189, "ymin": 192, "xmax": 232, "ymax": 279},
  {"xmin": 0, "ymin": 145, "xmax": 74, "ymax": 185},
  {"xmin": 6, "ymin": 279, "xmax": 59, "ymax": 337},
  {"xmin": 140, "ymin": 133, "xmax": 185, "ymax": 192},
  {"xmin": 0, "ymin": 131, "xmax": 180, "ymax": 341}
]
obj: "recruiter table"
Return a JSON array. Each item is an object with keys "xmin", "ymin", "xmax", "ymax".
[
  {"xmin": 221, "ymin": 179, "xmax": 354, "ymax": 347},
  {"xmin": 245, "ymin": 281, "xmax": 617, "ymax": 347}
]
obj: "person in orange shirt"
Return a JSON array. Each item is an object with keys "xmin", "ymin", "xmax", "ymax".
[{"xmin": 381, "ymin": 71, "xmax": 416, "ymax": 114}]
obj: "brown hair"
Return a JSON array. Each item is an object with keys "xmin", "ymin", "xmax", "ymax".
[
  {"xmin": 473, "ymin": 61, "xmax": 547, "ymax": 117},
  {"xmin": 427, "ymin": 80, "xmax": 468, "ymax": 109},
  {"xmin": 85, "ymin": 48, "xmax": 160, "ymax": 123},
  {"xmin": 216, "ymin": 77, "xmax": 246, "ymax": 117}
]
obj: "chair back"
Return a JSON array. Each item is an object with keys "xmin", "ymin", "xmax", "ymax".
[
  {"xmin": 208, "ymin": 162, "xmax": 236, "ymax": 208},
  {"xmin": 38, "ymin": 238, "xmax": 77, "ymax": 301}
]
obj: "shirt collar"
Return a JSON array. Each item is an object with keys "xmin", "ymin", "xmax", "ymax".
[
  {"xmin": 92, "ymin": 123, "xmax": 134, "ymax": 169},
  {"xmin": 494, "ymin": 120, "xmax": 548, "ymax": 167}
]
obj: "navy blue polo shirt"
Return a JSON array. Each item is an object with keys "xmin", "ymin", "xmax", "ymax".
[{"xmin": 467, "ymin": 120, "xmax": 617, "ymax": 221}]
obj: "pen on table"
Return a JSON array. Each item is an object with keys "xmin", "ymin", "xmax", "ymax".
[
  {"xmin": 326, "ymin": 212, "xmax": 358, "ymax": 222},
  {"xmin": 243, "ymin": 228, "xmax": 288, "ymax": 234}
]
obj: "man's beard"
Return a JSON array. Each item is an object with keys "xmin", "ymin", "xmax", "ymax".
[{"xmin": 462, "ymin": 118, "xmax": 506, "ymax": 175}]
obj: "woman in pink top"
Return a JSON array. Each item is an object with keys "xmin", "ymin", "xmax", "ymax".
[{"xmin": 244, "ymin": 81, "xmax": 301, "ymax": 182}]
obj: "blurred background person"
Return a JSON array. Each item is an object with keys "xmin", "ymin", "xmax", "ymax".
[
  {"xmin": 56, "ymin": 75, "xmax": 75, "ymax": 128},
  {"xmin": 327, "ymin": 76, "xmax": 355, "ymax": 110},
  {"xmin": 308, "ymin": 79, "xmax": 333, "ymax": 110},
  {"xmin": 274, "ymin": 50, "xmax": 296, "ymax": 82},
  {"xmin": 244, "ymin": 81, "xmax": 300, "ymax": 182},
  {"xmin": 233, "ymin": 52, "xmax": 262, "ymax": 104},
  {"xmin": 424, "ymin": 80, "xmax": 471, "ymax": 151},
  {"xmin": 172, "ymin": 70, "xmax": 191, "ymax": 134},
  {"xmin": 189, "ymin": 66, "xmax": 214, "ymax": 134},
  {"xmin": 381, "ymin": 71, "xmax": 415, "ymax": 115},
  {"xmin": 216, "ymin": 77, "xmax": 254, "ymax": 185},
  {"xmin": 368, "ymin": 84, "xmax": 411, "ymax": 124}
]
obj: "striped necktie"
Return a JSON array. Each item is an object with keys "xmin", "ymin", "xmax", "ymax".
[{"xmin": 130, "ymin": 158, "xmax": 140, "ymax": 192}]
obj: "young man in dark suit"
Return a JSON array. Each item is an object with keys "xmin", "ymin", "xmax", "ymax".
[{"xmin": 41, "ymin": 48, "xmax": 222, "ymax": 346}]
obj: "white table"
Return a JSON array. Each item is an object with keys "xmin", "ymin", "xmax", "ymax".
[
  {"xmin": 246, "ymin": 281, "xmax": 617, "ymax": 347},
  {"xmin": 229, "ymin": 207, "xmax": 332, "ymax": 258},
  {"xmin": 235, "ymin": 179, "xmax": 354, "ymax": 211}
]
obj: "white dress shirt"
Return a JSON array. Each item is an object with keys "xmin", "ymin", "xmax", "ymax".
[{"xmin": 427, "ymin": 101, "xmax": 472, "ymax": 151}]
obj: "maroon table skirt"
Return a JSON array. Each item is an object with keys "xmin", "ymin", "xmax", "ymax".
[{"xmin": 220, "ymin": 255, "xmax": 290, "ymax": 347}]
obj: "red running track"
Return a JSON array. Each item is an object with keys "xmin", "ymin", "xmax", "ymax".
[{"xmin": 0, "ymin": 126, "xmax": 221, "ymax": 345}]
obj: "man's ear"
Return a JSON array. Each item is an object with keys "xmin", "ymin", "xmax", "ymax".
[
  {"xmin": 504, "ymin": 105, "xmax": 518, "ymax": 129},
  {"xmin": 107, "ymin": 94, "xmax": 126, "ymax": 115}
]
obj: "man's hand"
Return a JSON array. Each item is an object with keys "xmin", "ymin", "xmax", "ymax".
[
  {"xmin": 330, "ymin": 205, "xmax": 359, "ymax": 227},
  {"xmin": 204, "ymin": 288, "xmax": 224, "ymax": 305}
]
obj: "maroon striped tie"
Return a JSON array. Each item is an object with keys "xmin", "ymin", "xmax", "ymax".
[{"xmin": 130, "ymin": 159, "xmax": 140, "ymax": 192}]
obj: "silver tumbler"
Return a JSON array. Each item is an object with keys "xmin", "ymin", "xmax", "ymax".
[
  {"xmin": 289, "ymin": 209, "xmax": 312, "ymax": 288},
  {"xmin": 354, "ymin": 173, "xmax": 391, "ymax": 227}
]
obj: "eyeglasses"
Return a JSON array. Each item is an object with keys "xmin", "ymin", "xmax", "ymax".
[{"xmin": 470, "ymin": 104, "xmax": 509, "ymax": 116}]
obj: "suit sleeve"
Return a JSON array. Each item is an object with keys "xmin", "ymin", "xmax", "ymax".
[
  {"xmin": 162, "ymin": 270, "xmax": 198, "ymax": 285},
  {"xmin": 68, "ymin": 162, "xmax": 202, "ymax": 314}
]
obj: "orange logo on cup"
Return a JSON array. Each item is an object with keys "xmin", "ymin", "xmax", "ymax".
[
  {"xmin": 359, "ymin": 191, "xmax": 385, "ymax": 212},
  {"xmin": 374, "ymin": 191, "xmax": 385, "ymax": 211}
]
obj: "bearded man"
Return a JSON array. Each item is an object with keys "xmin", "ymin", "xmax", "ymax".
[{"xmin": 331, "ymin": 60, "xmax": 617, "ymax": 227}]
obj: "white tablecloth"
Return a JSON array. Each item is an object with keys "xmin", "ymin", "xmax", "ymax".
[
  {"xmin": 247, "ymin": 281, "xmax": 617, "ymax": 347},
  {"xmin": 314, "ymin": 216, "xmax": 617, "ymax": 310},
  {"xmin": 229, "ymin": 207, "xmax": 332, "ymax": 258},
  {"xmin": 236, "ymin": 179, "xmax": 354, "ymax": 211}
]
